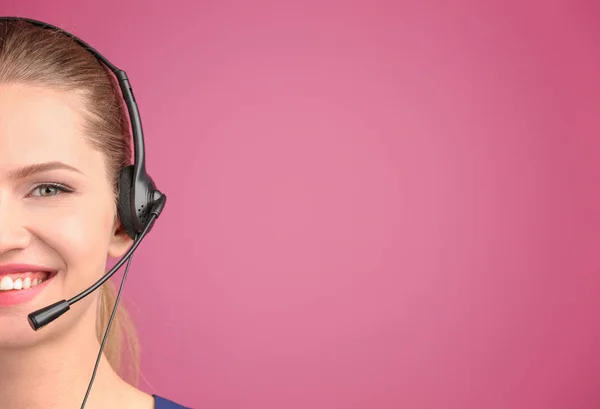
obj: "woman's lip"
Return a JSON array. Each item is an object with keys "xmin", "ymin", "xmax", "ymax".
[
  {"xmin": 0, "ymin": 273, "xmax": 56, "ymax": 307},
  {"xmin": 0, "ymin": 263, "xmax": 57, "ymax": 275},
  {"xmin": 0, "ymin": 271, "xmax": 56, "ymax": 281}
]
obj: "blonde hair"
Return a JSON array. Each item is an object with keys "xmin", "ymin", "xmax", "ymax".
[
  {"xmin": 0, "ymin": 20, "xmax": 141, "ymax": 383},
  {"xmin": 97, "ymin": 281, "xmax": 140, "ymax": 384}
]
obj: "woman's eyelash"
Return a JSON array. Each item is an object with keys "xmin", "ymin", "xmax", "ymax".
[{"xmin": 30, "ymin": 183, "xmax": 75, "ymax": 197}]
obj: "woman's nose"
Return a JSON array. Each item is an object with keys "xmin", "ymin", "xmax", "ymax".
[{"xmin": 0, "ymin": 198, "xmax": 31, "ymax": 255}]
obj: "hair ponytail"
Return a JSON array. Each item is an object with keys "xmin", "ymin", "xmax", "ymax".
[{"xmin": 97, "ymin": 280, "xmax": 141, "ymax": 385}]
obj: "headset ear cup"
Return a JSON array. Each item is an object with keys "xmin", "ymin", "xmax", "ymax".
[{"xmin": 117, "ymin": 166, "xmax": 137, "ymax": 239}]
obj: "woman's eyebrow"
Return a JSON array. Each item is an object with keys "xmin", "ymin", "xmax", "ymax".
[{"xmin": 7, "ymin": 161, "xmax": 83, "ymax": 180}]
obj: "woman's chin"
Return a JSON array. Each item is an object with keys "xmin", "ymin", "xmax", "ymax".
[
  {"xmin": 0, "ymin": 274, "xmax": 101, "ymax": 350},
  {"xmin": 0, "ymin": 276, "xmax": 66, "ymax": 348},
  {"xmin": 0, "ymin": 313, "xmax": 49, "ymax": 349}
]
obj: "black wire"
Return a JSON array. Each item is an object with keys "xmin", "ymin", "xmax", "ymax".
[{"xmin": 79, "ymin": 245, "xmax": 136, "ymax": 409}]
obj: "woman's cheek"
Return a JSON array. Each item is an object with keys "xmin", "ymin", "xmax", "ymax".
[{"xmin": 31, "ymin": 200, "xmax": 113, "ymax": 263}]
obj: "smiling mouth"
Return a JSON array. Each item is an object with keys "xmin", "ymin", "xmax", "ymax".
[{"xmin": 0, "ymin": 272, "xmax": 55, "ymax": 292}]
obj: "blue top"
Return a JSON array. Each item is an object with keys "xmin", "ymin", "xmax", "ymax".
[{"xmin": 153, "ymin": 395, "xmax": 190, "ymax": 409}]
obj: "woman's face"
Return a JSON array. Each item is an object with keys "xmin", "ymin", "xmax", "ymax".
[{"xmin": 0, "ymin": 83, "xmax": 132, "ymax": 347}]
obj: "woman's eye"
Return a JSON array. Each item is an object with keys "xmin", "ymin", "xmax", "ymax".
[{"xmin": 30, "ymin": 184, "xmax": 72, "ymax": 197}]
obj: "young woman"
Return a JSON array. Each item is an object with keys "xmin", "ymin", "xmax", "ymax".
[{"xmin": 0, "ymin": 18, "xmax": 188, "ymax": 409}]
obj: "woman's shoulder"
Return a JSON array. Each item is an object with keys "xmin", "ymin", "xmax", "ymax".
[{"xmin": 153, "ymin": 394, "xmax": 191, "ymax": 409}]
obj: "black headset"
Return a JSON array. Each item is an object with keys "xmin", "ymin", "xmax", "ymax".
[
  {"xmin": 0, "ymin": 17, "xmax": 168, "ymax": 409},
  {"xmin": 0, "ymin": 16, "xmax": 166, "ymax": 240}
]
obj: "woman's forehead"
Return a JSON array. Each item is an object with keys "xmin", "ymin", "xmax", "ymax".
[{"xmin": 0, "ymin": 83, "xmax": 102, "ymax": 175}]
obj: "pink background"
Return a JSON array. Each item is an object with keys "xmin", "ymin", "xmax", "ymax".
[{"xmin": 1, "ymin": 1, "xmax": 600, "ymax": 408}]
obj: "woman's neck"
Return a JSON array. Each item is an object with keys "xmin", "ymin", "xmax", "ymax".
[{"xmin": 0, "ymin": 319, "xmax": 126, "ymax": 409}]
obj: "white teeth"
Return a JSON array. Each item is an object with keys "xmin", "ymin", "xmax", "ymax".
[
  {"xmin": 0, "ymin": 274, "xmax": 46, "ymax": 291},
  {"xmin": 0, "ymin": 276, "xmax": 13, "ymax": 290}
]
